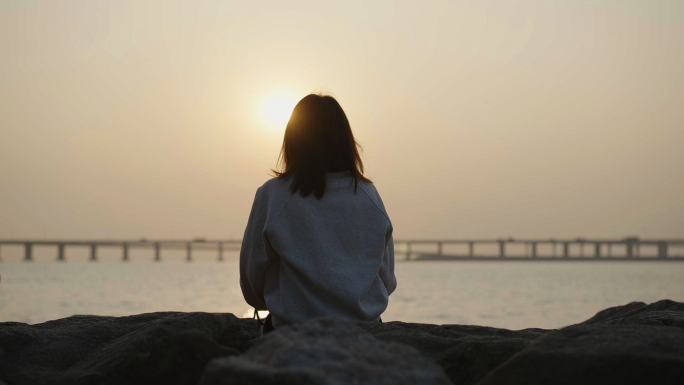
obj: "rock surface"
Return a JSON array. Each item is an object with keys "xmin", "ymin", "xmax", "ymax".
[
  {"xmin": 477, "ymin": 299, "xmax": 684, "ymax": 385},
  {"xmin": 0, "ymin": 312, "xmax": 258, "ymax": 385},
  {"xmin": 199, "ymin": 317, "xmax": 452, "ymax": 385},
  {"xmin": 358, "ymin": 321, "xmax": 547, "ymax": 385},
  {"xmin": 2, "ymin": 300, "xmax": 684, "ymax": 385},
  {"xmin": 581, "ymin": 299, "xmax": 684, "ymax": 328},
  {"xmin": 477, "ymin": 324, "xmax": 684, "ymax": 385}
]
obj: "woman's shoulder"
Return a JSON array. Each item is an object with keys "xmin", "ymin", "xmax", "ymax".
[
  {"xmin": 357, "ymin": 179, "xmax": 391, "ymax": 223},
  {"xmin": 254, "ymin": 176, "xmax": 292, "ymax": 205},
  {"xmin": 260, "ymin": 175, "xmax": 290, "ymax": 191},
  {"xmin": 249, "ymin": 177, "xmax": 294, "ymax": 228},
  {"xmin": 357, "ymin": 178, "xmax": 381, "ymax": 200}
]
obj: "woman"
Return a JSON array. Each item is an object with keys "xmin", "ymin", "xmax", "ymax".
[{"xmin": 240, "ymin": 94, "xmax": 396, "ymax": 331}]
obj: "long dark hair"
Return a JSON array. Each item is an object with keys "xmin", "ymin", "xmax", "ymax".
[{"xmin": 272, "ymin": 94, "xmax": 371, "ymax": 199}]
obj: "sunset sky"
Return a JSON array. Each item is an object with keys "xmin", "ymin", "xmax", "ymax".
[{"xmin": 1, "ymin": 0, "xmax": 683, "ymax": 243}]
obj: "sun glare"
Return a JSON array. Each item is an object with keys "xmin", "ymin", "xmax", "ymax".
[{"xmin": 263, "ymin": 95, "xmax": 296, "ymax": 129}]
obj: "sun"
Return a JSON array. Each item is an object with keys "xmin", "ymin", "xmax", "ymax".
[{"xmin": 262, "ymin": 95, "xmax": 296, "ymax": 129}]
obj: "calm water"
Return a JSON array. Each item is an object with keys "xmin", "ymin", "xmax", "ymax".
[{"xmin": 1, "ymin": 260, "xmax": 683, "ymax": 330}]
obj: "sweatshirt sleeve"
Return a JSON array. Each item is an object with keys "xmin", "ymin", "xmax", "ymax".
[
  {"xmin": 239, "ymin": 187, "xmax": 270, "ymax": 310},
  {"xmin": 379, "ymin": 229, "xmax": 397, "ymax": 295}
]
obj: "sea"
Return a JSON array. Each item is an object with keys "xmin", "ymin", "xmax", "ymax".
[{"xmin": 1, "ymin": 257, "xmax": 683, "ymax": 330}]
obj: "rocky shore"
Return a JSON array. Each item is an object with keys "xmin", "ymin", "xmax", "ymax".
[{"xmin": 1, "ymin": 300, "xmax": 683, "ymax": 385}]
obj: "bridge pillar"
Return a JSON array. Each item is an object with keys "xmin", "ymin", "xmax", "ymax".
[
  {"xmin": 24, "ymin": 243, "xmax": 33, "ymax": 261},
  {"xmin": 531, "ymin": 242, "xmax": 537, "ymax": 258},
  {"xmin": 468, "ymin": 242, "xmax": 474, "ymax": 257},
  {"xmin": 594, "ymin": 243, "xmax": 601, "ymax": 258},
  {"xmin": 626, "ymin": 242, "xmax": 633, "ymax": 258},
  {"xmin": 154, "ymin": 242, "xmax": 161, "ymax": 262},
  {"xmin": 90, "ymin": 244, "xmax": 97, "ymax": 261},
  {"xmin": 218, "ymin": 242, "xmax": 224, "ymax": 261},
  {"xmin": 563, "ymin": 243, "xmax": 569, "ymax": 258},
  {"xmin": 437, "ymin": 242, "xmax": 443, "ymax": 256},
  {"xmin": 658, "ymin": 242, "xmax": 668, "ymax": 259},
  {"xmin": 498, "ymin": 241, "xmax": 505, "ymax": 258},
  {"xmin": 123, "ymin": 243, "xmax": 129, "ymax": 262},
  {"xmin": 552, "ymin": 242, "xmax": 557, "ymax": 257},
  {"xmin": 186, "ymin": 242, "xmax": 192, "ymax": 261},
  {"xmin": 579, "ymin": 243, "xmax": 585, "ymax": 258},
  {"xmin": 57, "ymin": 243, "xmax": 65, "ymax": 261},
  {"xmin": 405, "ymin": 242, "xmax": 411, "ymax": 261}
]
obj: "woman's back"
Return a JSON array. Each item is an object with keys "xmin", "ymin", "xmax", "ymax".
[
  {"xmin": 239, "ymin": 93, "xmax": 396, "ymax": 327},
  {"xmin": 240, "ymin": 171, "xmax": 396, "ymax": 326}
]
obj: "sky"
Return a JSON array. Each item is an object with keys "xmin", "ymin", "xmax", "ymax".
[{"xmin": 1, "ymin": 0, "xmax": 683, "ymax": 242}]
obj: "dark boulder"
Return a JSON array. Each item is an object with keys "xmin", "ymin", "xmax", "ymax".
[
  {"xmin": 199, "ymin": 317, "xmax": 452, "ymax": 385},
  {"xmin": 358, "ymin": 321, "xmax": 548, "ymax": 385},
  {"xmin": 477, "ymin": 324, "xmax": 684, "ymax": 385},
  {"xmin": 580, "ymin": 299, "xmax": 684, "ymax": 328},
  {"xmin": 3, "ymin": 300, "xmax": 684, "ymax": 385},
  {"xmin": 0, "ymin": 312, "xmax": 259, "ymax": 385}
]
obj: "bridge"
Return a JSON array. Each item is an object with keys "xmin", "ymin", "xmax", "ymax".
[
  {"xmin": 0, "ymin": 239, "xmax": 241, "ymax": 262},
  {"xmin": 398, "ymin": 237, "xmax": 684, "ymax": 261},
  {"xmin": 0, "ymin": 237, "xmax": 682, "ymax": 262}
]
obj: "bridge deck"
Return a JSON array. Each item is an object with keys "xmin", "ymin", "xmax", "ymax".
[{"xmin": 0, "ymin": 238, "xmax": 682, "ymax": 261}]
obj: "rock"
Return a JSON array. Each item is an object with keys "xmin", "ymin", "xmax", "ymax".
[
  {"xmin": 199, "ymin": 317, "xmax": 452, "ymax": 385},
  {"xmin": 580, "ymin": 299, "xmax": 684, "ymax": 328},
  {"xmin": 0, "ymin": 312, "xmax": 259, "ymax": 385},
  {"xmin": 477, "ymin": 324, "xmax": 684, "ymax": 385},
  {"xmin": 3, "ymin": 300, "xmax": 684, "ymax": 385},
  {"xmin": 358, "ymin": 321, "xmax": 548, "ymax": 385}
]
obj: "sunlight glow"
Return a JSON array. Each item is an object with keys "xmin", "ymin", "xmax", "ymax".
[{"xmin": 262, "ymin": 95, "xmax": 296, "ymax": 129}]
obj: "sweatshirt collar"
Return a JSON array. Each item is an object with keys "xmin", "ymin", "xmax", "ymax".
[{"xmin": 326, "ymin": 170, "xmax": 353, "ymax": 179}]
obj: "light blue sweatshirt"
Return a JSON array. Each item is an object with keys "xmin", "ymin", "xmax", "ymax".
[{"xmin": 240, "ymin": 170, "xmax": 396, "ymax": 326}]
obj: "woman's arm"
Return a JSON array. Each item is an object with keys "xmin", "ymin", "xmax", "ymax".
[
  {"xmin": 379, "ymin": 229, "xmax": 397, "ymax": 295},
  {"xmin": 239, "ymin": 187, "xmax": 270, "ymax": 310}
]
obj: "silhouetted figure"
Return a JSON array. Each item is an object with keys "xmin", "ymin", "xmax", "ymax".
[{"xmin": 240, "ymin": 94, "xmax": 396, "ymax": 333}]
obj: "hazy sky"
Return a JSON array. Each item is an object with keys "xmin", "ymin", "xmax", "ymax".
[{"xmin": 1, "ymin": 0, "xmax": 683, "ymax": 241}]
